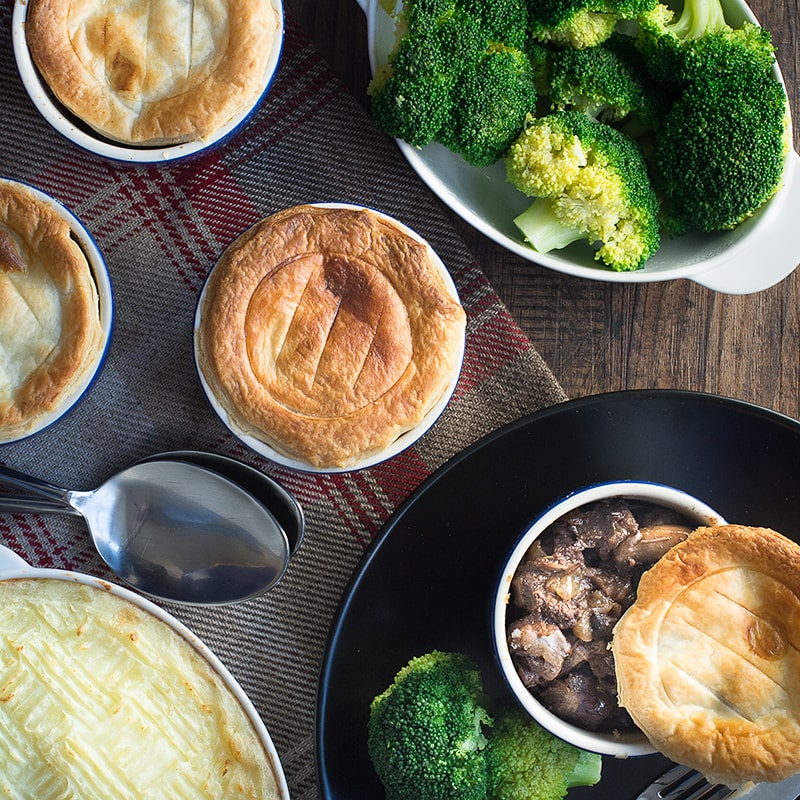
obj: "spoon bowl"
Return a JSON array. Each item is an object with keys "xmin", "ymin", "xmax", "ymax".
[
  {"xmin": 0, "ymin": 460, "xmax": 291, "ymax": 605},
  {"xmin": 135, "ymin": 450, "xmax": 304, "ymax": 554}
]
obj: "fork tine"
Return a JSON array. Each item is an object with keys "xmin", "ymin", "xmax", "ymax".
[
  {"xmin": 653, "ymin": 765, "xmax": 734, "ymax": 800},
  {"xmin": 657, "ymin": 765, "xmax": 707, "ymax": 799},
  {"xmin": 693, "ymin": 785, "xmax": 735, "ymax": 800}
]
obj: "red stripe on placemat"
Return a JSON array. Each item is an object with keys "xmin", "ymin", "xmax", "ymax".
[
  {"xmin": 32, "ymin": 149, "xmax": 262, "ymax": 294},
  {"xmin": 368, "ymin": 447, "xmax": 433, "ymax": 510},
  {"xmin": 0, "ymin": 515, "xmax": 62, "ymax": 569},
  {"xmin": 221, "ymin": 22, "xmax": 344, "ymax": 168},
  {"xmin": 172, "ymin": 158, "xmax": 263, "ymax": 254},
  {"xmin": 208, "ymin": 429, "xmax": 433, "ymax": 552}
]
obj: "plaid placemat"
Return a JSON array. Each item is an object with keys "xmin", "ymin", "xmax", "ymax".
[{"xmin": 0, "ymin": 4, "xmax": 566, "ymax": 797}]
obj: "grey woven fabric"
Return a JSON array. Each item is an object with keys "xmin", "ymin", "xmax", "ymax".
[{"xmin": 0, "ymin": 7, "xmax": 566, "ymax": 798}]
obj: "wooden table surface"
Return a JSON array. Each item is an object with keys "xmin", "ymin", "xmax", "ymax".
[{"xmin": 289, "ymin": 0, "xmax": 800, "ymax": 420}]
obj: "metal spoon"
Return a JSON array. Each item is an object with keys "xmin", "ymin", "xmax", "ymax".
[
  {"xmin": 135, "ymin": 450, "xmax": 304, "ymax": 554},
  {"xmin": 0, "ymin": 460, "xmax": 291, "ymax": 606}
]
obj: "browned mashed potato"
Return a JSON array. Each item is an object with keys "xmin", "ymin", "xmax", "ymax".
[{"xmin": 0, "ymin": 578, "xmax": 283, "ymax": 799}]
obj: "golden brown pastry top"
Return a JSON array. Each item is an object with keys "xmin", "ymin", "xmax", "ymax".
[
  {"xmin": 0, "ymin": 577, "xmax": 282, "ymax": 799},
  {"xmin": 25, "ymin": 0, "xmax": 280, "ymax": 145},
  {"xmin": 0, "ymin": 179, "xmax": 105, "ymax": 442},
  {"xmin": 612, "ymin": 524, "xmax": 800, "ymax": 787},
  {"xmin": 195, "ymin": 205, "xmax": 466, "ymax": 469}
]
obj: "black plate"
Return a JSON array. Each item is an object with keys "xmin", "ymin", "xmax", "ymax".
[{"xmin": 316, "ymin": 390, "xmax": 800, "ymax": 799}]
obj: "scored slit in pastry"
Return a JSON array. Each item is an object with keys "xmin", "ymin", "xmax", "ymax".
[
  {"xmin": 25, "ymin": 0, "xmax": 280, "ymax": 145},
  {"xmin": 612, "ymin": 524, "xmax": 800, "ymax": 788},
  {"xmin": 195, "ymin": 205, "xmax": 466, "ymax": 469},
  {"xmin": 0, "ymin": 179, "xmax": 105, "ymax": 442}
]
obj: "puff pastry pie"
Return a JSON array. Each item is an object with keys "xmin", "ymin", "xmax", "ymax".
[
  {"xmin": 0, "ymin": 180, "xmax": 104, "ymax": 441},
  {"xmin": 612, "ymin": 525, "xmax": 800, "ymax": 787},
  {"xmin": 25, "ymin": 0, "xmax": 280, "ymax": 145},
  {"xmin": 196, "ymin": 205, "xmax": 466, "ymax": 469}
]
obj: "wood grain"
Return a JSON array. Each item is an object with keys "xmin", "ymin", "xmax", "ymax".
[{"xmin": 286, "ymin": 0, "xmax": 800, "ymax": 419}]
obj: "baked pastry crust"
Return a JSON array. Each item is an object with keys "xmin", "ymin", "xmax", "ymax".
[
  {"xmin": 612, "ymin": 525, "xmax": 800, "ymax": 787},
  {"xmin": 196, "ymin": 205, "xmax": 466, "ymax": 469},
  {"xmin": 0, "ymin": 180, "xmax": 104, "ymax": 441},
  {"xmin": 25, "ymin": 0, "xmax": 280, "ymax": 145}
]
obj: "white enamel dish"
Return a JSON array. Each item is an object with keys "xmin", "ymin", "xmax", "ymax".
[
  {"xmin": 194, "ymin": 203, "xmax": 465, "ymax": 474},
  {"xmin": 11, "ymin": 0, "xmax": 284, "ymax": 164},
  {"xmin": 0, "ymin": 543, "xmax": 290, "ymax": 799},
  {"xmin": 493, "ymin": 480, "xmax": 727, "ymax": 758},
  {"xmin": 358, "ymin": 0, "xmax": 800, "ymax": 293}
]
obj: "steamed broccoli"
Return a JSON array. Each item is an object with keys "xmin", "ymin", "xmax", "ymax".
[
  {"xmin": 458, "ymin": 0, "xmax": 530, "ymax": 47},
  {"xmin": 653, "ymin": 71, "xmax": 789, "ymax": 233},
  {"xmin": 637, "ymin": 0, "xmax": 777, "ymax": 89},
  {"xmin": 505, "ymin": 110, "xmax": 660, "ymax": 271},
  {"xmin": 439, "ymin": 43, "xmax": 539, "ymax": 166},
  {"xmin": 367, "ymin": 650, "xmax": 603, "ymax": 800},
  {"xmin": 368, "ymin": 0, "xmax": 536, "ymax": 159},
  {"xmin": 527, "ymin": 0, "xmax": 658, "ymax": 50},
  {"xmin": 486, "ymin": 704, "xmax": 603, "ymax": 800},
  {"xmin": 368, "ymin": 3, "xmax": 487, "ymax": 147},
  {"xmin": 635, "ymin": 0, "xmax": 790, "ymax": 232},
  {"xmin": 367, "ymin": 651, "xmax": 492, "ymax": 800},
  {"xmin": 547, "ymin": 33, "xmax": 668, "ymax": 132}
]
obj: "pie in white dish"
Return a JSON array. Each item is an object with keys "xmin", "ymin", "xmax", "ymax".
[
  {"xmin": 25, "ymin": 0, "xmax": 281, "ymax": 145},
  {"xmin": 195, "ymin": 204, "xmax": 466, "ymax": 470},
  {"xmin": 0, "ymin": 179, "xmax": 106, "ymax": 442}
]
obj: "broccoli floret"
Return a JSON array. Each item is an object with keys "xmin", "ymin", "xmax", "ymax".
[
  {"xmin": 635, "ymin": 0, "xmax": 789, "ymax": 232},
  {"xmin": 505, "ymin": 110, "xmax": 660, "ymax": 271},
  {"xmin": 368, "ymin": 3, "xmax": 488, "ymax": 147},
  {"xmin": 637, "ymin": 0, "xmax": 777, "ymax": 89},
  {"xmin": 680, "ymin": 21, "xmax": 777, "ymax": 82},
  {"xmin": 653, "ymin": 71, "xmax": 789, "ymax": 233},
  {"xmin": 368, "ymin": 651, "xmax": 604, "ymax": 800},
  {"xmin": 458, "ymin": 0, "xmax": 530, "ymax": 47},
  {"xmin": 486, "ymin": 704, "xmax": 603, "ymax": 800},
  {"xmin": 439, "ymin": 43, "xmax": 539, "ymax": 166},
  {"xmin": 368, "ymin": 0, "xmax": 536, "ymax": 161},
  {"xmin": 547, "ymin": 33, "xmax": 669, "ymax": 132},
  {"xmin": 367, "ymin": 650, "xmax": 492, "ymax": 800},
  {"xmin": 527, "ymin": 0, "xmax": 658, "ymax": 49}
]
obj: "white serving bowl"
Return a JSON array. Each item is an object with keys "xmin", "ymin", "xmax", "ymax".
[
  {"xmin": 359, "ymin": 0, "xmax": 800, "ymax": 293},
  {"xmin": 492, "ymin": 480, "xmax": 727, "ymax": 757},
  {"xmin": 194, "ymin": 203, "xmax": 465, "ymax": 473},
  {"xmin": 0, "ymin": 543, "xmax": 290, "ymax": 798},
  {"xmin": 11, "ymin": 0, "xmax": 284, "ymax": 164},
  {"xmin": 0, "ymin": 177, "xmax": 114, "ymax": 445}
]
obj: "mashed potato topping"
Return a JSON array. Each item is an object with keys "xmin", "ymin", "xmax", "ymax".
[{"xmin": 0, "ymin": 578, "xmax": 282, "ymax": 799}]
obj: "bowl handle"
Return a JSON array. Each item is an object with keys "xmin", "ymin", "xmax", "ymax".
[
  {"xmin": 0, "ymin": 544, "xmax": 30, "ymax": 572},
  {"xmin": 692, "ymin": 149, "xmax": 800, "ymax": 294}
]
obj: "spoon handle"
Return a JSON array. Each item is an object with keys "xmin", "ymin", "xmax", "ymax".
[
  {"xmin": 0, "ymin": 465, "xmax": 74, "ymax": 511},
  {"xmin": 0, "ymin": 496, "xmax": 79, "ymax": 515}
]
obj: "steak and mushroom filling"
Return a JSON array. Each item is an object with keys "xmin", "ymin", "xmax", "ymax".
[{"xmin": 506, "ymin": 498, "xmax": 695, "ymax": 733}]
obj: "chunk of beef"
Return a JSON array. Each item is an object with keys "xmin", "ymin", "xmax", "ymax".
[
  {"xmin": 537, "ymin": 670, "xmax": 618, "ymax": 731},
  {"xmin": 523, "ymin": 532, "xmax": 584, "ymax": 573},
  {"xmin": 571, "ymin": 588, "xmax": 623, "ymax": 642},
  {"xmin": 511, "ymin": 562, "xmax": 592, "ymax": 628},
  {"xmin": 585, "ymin": 566, "xmax": 634, "ymax": 604},
  {"xmin": 560, "ymin": 639, "xmax": 616, "ymax": 682},
  {"xmin": 508, "ymin": 616, "xmax": 572, "ymax": 687},
  {"xmin": 554, "ymin": 498, "xmax": 639, "ymax": 559}
]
